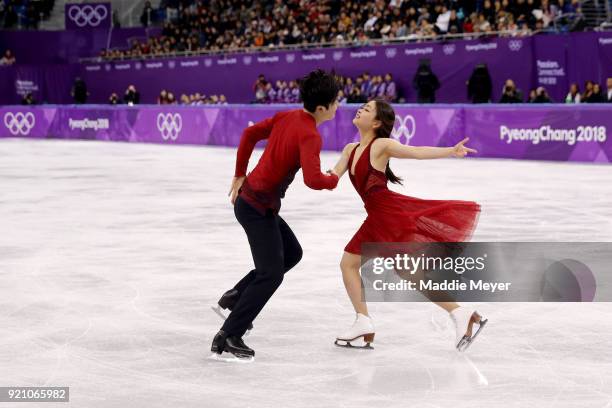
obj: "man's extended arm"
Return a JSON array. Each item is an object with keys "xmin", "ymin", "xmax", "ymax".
[{"xmin": 299, "ymin": 132, "xmax": 339, "ymax": 190}]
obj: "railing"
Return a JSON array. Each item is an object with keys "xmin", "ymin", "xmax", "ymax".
[
  {"xmin": 79, "ymin": 29, "xmax": 539, "ymax": 63},
  {"xmin": 553, "ymin": 13, "xmax": 584, "ymax": 31},
  {"xmin": 578, "ymin": 0, "xmax": 612, "ymax": 26}
]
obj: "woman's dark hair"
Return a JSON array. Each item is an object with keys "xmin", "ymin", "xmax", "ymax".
[
  {"xmin": 373, "ymin": 98, "xmax": 403, "ymax": 185},
  {"xmin": 298, "ymin": 69, "xmax": 341, "ymax": 113}
]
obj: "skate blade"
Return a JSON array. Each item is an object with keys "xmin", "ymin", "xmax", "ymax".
[
  {"xmin": 208, "ymin": 353, "xmax": 255, "ymax": 363},
  {"xmin": 457, "ymin": 319, "xmax": 488, "ymax": 352},
  {"xmin": 334, "ymin": 339, "xmax": 374, "ymax": 350},
  {"xmin": 210, "ymin": 305, "xmax": 253, "ymax": 337},
  {"xmin": 461, "ymin": 319, "xmax": 488, "ymax": 352},
  {"xmin": 211, "ymin": 305, "xmax": 228, "ymax": 320}
]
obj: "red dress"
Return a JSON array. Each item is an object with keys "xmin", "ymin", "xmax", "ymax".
[{"xmin": 344, "ymin": 140, "xmax": 481, "ymax": 255}]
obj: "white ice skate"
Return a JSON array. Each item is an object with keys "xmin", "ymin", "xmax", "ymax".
[
  {"xmin": 450, "ymin": 307, "xmax": 487, "ymax": 352},
  {"xmin": 334, "ymin": 313, "xmax": 375, "ymax": 349}
]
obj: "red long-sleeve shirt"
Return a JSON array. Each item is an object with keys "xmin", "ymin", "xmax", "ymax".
[{"xmin": 234, "ymin": 109, "xmax": 339, "ymax": 214}]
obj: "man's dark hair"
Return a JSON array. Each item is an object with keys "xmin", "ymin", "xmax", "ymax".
[{"xmin": 298, "ymin": 69, "xmax": 341, "ymax": 113}]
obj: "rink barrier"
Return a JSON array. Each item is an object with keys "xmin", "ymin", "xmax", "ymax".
[{"xmin": 1, "ymin": 104, "xmax": 611, "ymax": 163}]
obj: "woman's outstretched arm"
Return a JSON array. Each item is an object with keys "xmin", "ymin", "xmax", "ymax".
[
  {"xmin": 381, "ymin": 137, "xmax": 477, "ymax": 160},
  {"xmin": 329, "ymin": 142, "xmax": 357, "ymax": 178}
]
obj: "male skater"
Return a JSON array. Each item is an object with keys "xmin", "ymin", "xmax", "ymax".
[{"xmin": 211, "ymin": 69, "xmax": 341, "ymax": 360}]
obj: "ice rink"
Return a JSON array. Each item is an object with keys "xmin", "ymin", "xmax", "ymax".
[{"xmin": 1, "ymin": 138, "xmax": 612, "ymax": 408}]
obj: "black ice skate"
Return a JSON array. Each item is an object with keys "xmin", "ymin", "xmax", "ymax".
[
  {"xmin": 211, "ymin": 288, "xmax": 254, "ymax": 332},
  {"xmin": 210, "ymin": 330, "xmax": 255, "ymax": 362}
]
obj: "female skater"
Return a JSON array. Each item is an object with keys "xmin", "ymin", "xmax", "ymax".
[{"xmin": 329, "ymin": 99, "xmax": 486, "ymax": 351}]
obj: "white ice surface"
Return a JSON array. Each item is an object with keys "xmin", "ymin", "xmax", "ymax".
[{"xmin": 1, "ymin": 139, "xmax": 612, "ymax": 408}]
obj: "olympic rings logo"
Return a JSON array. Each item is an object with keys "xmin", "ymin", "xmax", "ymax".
[
  {"xmin": 508, "ymin": 40, "xmax": 523, "ymax": 52},
  {"xmin": 391, "ymin": 114, "xmax": 416, "ymax": 145},
  {"xmin": 385, "ymin": 48, "xmax": 397, "ymax": 58},
  {"xmin": 443, "ymin": 44, "xmax": 456, "ymax": 55},
  {"xmin": 157, "ymin": 113, "xmax": 182, "ymax": 141},
  {"xmin": 67, "ymin": 5, "xmax": 108, "ymax": 27},
  {"xmin": 4, "ymin": 112, "xmax": 36, "ymax": 136}
]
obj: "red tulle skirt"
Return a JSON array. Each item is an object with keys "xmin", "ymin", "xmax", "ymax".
[{"xmin": 345, "ymin": 189, "xmax": 481, "ymax": 255}]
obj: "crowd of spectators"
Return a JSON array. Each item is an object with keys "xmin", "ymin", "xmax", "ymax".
[
  {"xmin": 477, "ymin": 74, "xmax": 612, "ymax": 104},
  {"xmin": 29, "ymin": 71, "xmax": 612, "ymax": 106},
  {"xmin": 65, "ymin": 78, "xmax": 230, "ymax": 105},
  {"xmin": 107, "ymin": 85, "xmax": 142, "ymax": 105},
  {"xmin": 495, "ymin": 77, "xmax": 612, "ymax": 104},
  {"xmin": 1, "ymin": 0, "xmax": 55, "ymax": 29},
  {"xmin": 252, "ymin": 72, "xmax": 398, "ymax": 104},
  {"xmin": 100, "ymin": 0, "xmax": 583, "ymax": 60},
  {"xmin": 0, "ymin": 49, "xmax": 16, "ymax": 65},
  {"xmin": 565, "ymin": 79, "xmax": 612, "ymax": 103},
  {"xmin": 155, "ymin": 89, "xmax": 228, "ymax": 105},
  {"xmin": 17, "ymin": 64, "xmax": 612, "ymax": 106},
  {"xmin": 99, "ymin": 75, "xmax": 612, "ymax": 105}
]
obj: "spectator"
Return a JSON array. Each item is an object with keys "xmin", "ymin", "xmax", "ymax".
[
  {"xmin": 265, "ymin": 82, "xmax": 276, "ymax": 103},
  {"xmin": 533, "ymin": 86, "xmax": 552, "ymax": 103},
  {"xmin": 413, "ymin": 61, "xmax": 440, "ymax": 103},
  {"xmin": 140, "ymin": 1, "xmax": 154, "ymax": 27},
  {"xmin": 368, "ymin": 75, "xmax": 382, "ymax": 100},
  {"xmin": 435, "ymin": 6, "xmax": 452, "ymax": 33},
  {"xmin": 467, "ymin": 64, "xmax": 493, "ymax": 103},
  {"xmin": 376, "ymin": 76, "xmax": 388, "ymax": 99},
  {"xmin": 343, "ymin": 77, "xmax": 354, "ymax": 98},
  {"xmin": 463, "ymin": 12, "xmax": 476, "ymax": 33},
  {"xmin": 123, "ymin": 85, "xmax": 140, "ymax": 105},
  {"xmin": 192, "ymin": 92, "xmax": 204, "ymax": 105},
  {"xmin": 347, "ymin": 86, "xmax": 367, "ymax": 103},
  {"xmin": 25, "ymin": 3, "xmax": 39, "ymax": 29},
  {"xmin": 288, "ymin": 80, "xmax": 300, "ymax": 102},
  {"xmin": 167, "ymin": 92, "xmax": 176, "ymax": 104},
  {"xmin": 280, "ymin": 81, "xmax": 291, "ymax": 103},
  {"xmin": 582, "ymin": 80, "xmax": 594, "ymax": 102},
  {"xmin": 109, "ymin": 93, "xmax": 120, "ymax": 105},
  {"xmin": 218, "ymin": 94, "xmax": 228, "ymax": 105},
  {"xmin": 565, "ymin": 83, "xmax": 581, "ymax": 103},
  {"xmin": 607, "ymin": 78, "xmax": 612, "ymax": 103},
  {"xmin": 383, "ymin": 73, "xmax": 397, "ymax": 102},
  {"xmin": 112, "ymin": 10, "xmax": 121, "ymax": 28},
  {"xmin": 71, "ymin": 77, "xmax": 89, "ymax": 104},
  {"xmin": 499, "ymin": 79, "xmax": 523, "ymax": 103},
  {"xmin": 477, "ymin": 13, "xmax": 492, "ymax": 32},
  {"xmin": 158, "ymin": 89, "xmax": 169, "ymax": 104},
  {"xmin": 538, "ymin": 0, "xmax": 560, "ymax": 28},
  {"xmin": 21, "ymin": 93, "xmax": 36, "ymax": 105},
  {"xmin": 253, "ymin": 74, "xmax": 268, "ymax": 103},
  {"xmin": 527, "ymin": 88, "xmax": 538, "ymax": 103},
  {"xmin": 3, "ymin": 4, "xmax": 17, "ymax": 29},
  {"xmin": 0, "ymin": 49, "xmax": 16, "ymax": 66},
  {"xmin": 586, "ymin": 83, "xmax": 605, "ymax": 103},
  {"xmin": 360, "ymin": 72, "xmax": 372, "ymax": 96},
  {"xmin": 447, "ymin": 10, "xmax": 462, "ymax": 34}
]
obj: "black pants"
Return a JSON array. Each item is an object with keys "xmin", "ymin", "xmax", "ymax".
[{"xmin": 221, "ymin": 196, "xmax": 303, "ymax": 336}]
